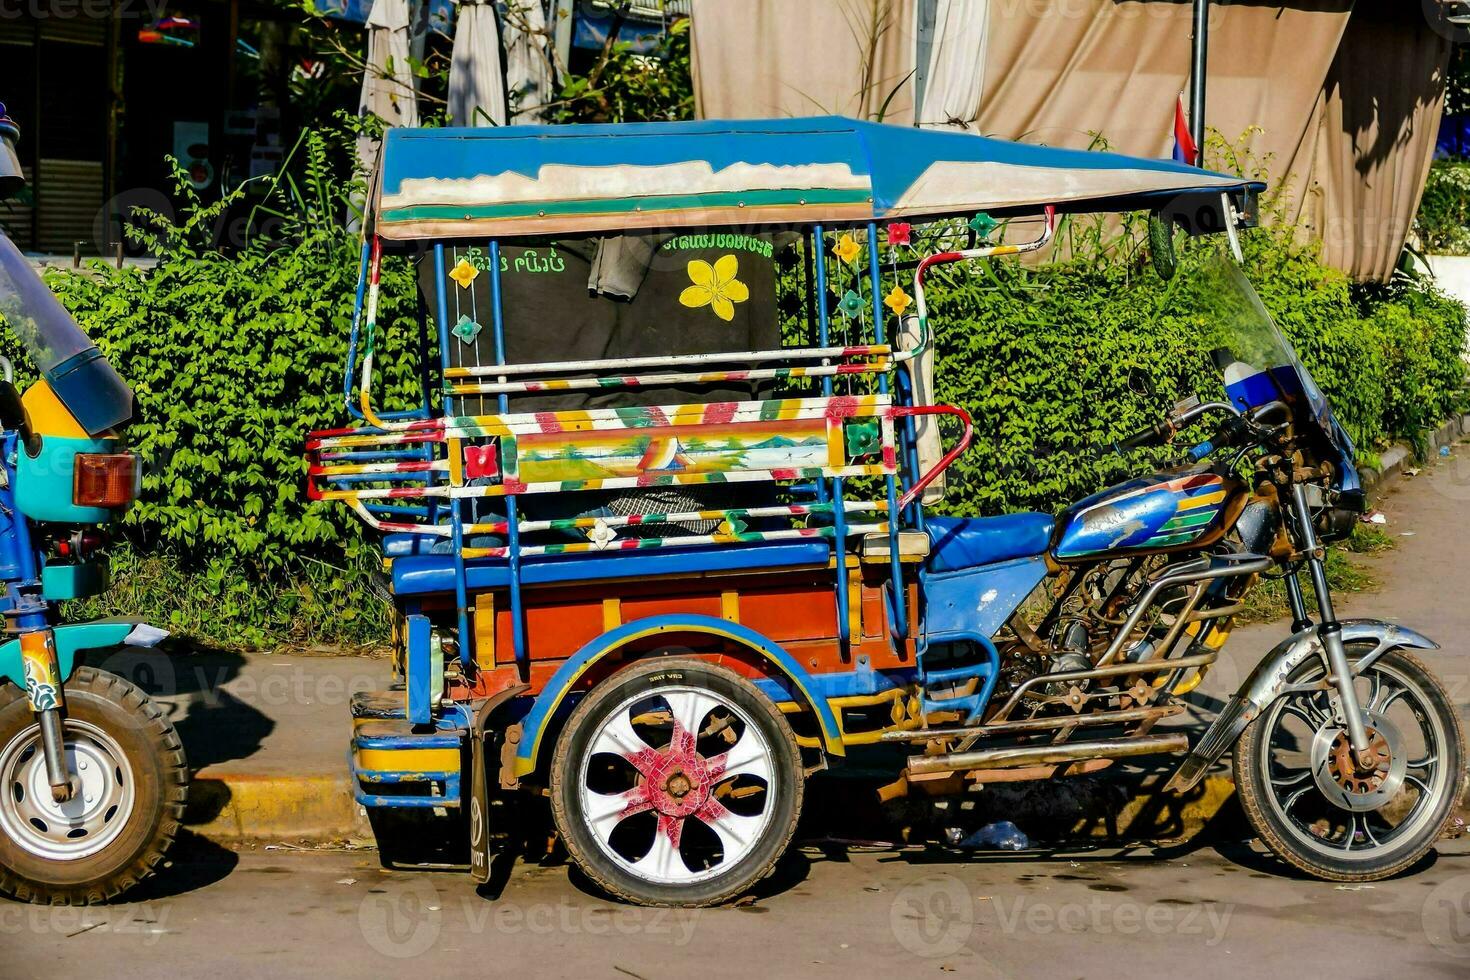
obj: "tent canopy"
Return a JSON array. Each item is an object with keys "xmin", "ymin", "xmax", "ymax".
[{"xmin": 373, "ymin": 115, "xmax": 1263, "ymax": 240}]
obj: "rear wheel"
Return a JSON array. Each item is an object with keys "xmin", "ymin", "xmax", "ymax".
[
  {"xmin": 1234, "ymin": 645, "xmax": 1465, "ymax": 881},
  {"xmin": 549, "ymin": 658, "xmax": 802, "ymax": 907},
  {"xmin": 0, "ymin": 668, "xmax": 188, "ymax": 904}
]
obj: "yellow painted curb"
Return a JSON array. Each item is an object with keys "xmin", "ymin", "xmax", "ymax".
[
  {"xmin": 185, "ymin": 772, "xmax": 368, "ymax": 842},
  {"xmin": 1113, "ymin": 775, "xmax": 1238, "ymax": 840}
]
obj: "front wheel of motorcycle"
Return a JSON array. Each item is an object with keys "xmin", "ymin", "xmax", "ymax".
[
  {"xmin": 1234, "ymin": 644, "xmax": 1466, "ymax": 882},
  {"xmin": 0, "ymin": 667, "xmax": 188, "ymax": 904}
]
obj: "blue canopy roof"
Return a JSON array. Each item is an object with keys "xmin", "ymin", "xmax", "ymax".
[{"xmin": 373, "ymin": 116, "xmax": 1262, "ymax": 240}]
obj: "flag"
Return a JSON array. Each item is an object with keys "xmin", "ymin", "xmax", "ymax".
[{"xmin": 1172, "ymin": 93, "xmax": 1198, "ymax": 166}]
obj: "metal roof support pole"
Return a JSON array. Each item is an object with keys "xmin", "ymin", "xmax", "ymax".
[
  {"xmin": 487, "ymin": 240, "xmax": 526, "ymax": 676},
  {"xmin": 868, "ymin": 222, "xmax": 906, "ymax": 641},
  {"xmin": 1190, "ymin": 0, "xmax": 1209, "ymax": 165},
  {"xmin": 812, "ymin": 224, "xmax": 850, "ymax": 650}
]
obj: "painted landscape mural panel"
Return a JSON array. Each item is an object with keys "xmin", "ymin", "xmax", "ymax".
[{"xmin": 516, "ymin": 419, "xmax": 833, "ymax": 484}]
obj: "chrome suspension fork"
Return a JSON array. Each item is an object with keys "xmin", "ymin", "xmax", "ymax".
[
  {"xmin": 1289, "ymin": 482, "xmax": 1371, "ymax": 756},
  {"xmin": 8, "ymin": 594, "xmax": 74, "ymax": 802}
]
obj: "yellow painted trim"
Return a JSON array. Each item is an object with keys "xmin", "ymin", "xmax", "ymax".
[
  {"xmin": 448, "ymin": 437, "xmax": 464, "ymax": 486},
  {"xmin": 20, "ymin": 381, "xmax": 87, "ymax": 438},
  {"xmin": 356, "ymin": 747, "xmax": 460, "ymax": 772},
  {"xmin": 847, "ymin": 573, "xmax": 862, "ymax": 638},
  {"xmin": 720, "ymin": 591, "xmax": 740, "ymax": 624},
  {"xmin": 1178, "ymin": 490, "xmax": 1227, "ymax": 511},
  {"xmin": 602, "ymin": 597, "xmax": 622, "ymax": 632},
  {"xmin": 474, "ymin": 592, "xmax": 497, "ymax": 670},
  {"xmin": 826, "ymin": 419, "xmax": 844, "ymax": 469}
]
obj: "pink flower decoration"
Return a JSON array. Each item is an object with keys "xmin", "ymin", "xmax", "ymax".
[{"xmin": 886, "ymin": 222, "xmax": 912, "ymax": 246}]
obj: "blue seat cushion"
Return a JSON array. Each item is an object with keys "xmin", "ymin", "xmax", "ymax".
[
  {"xmin": 383, "ymin": 533, "xmax": 440, "ymax": 558},
  {"xmin": 926, "ymin": 514, "xmax": 1055, "ymax": 573},
  {"xmin": 391, "ymin": 540, "xmax": 832, "ymax": 595}
]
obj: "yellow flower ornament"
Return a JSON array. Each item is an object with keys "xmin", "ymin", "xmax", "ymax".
[
  {"xmin": 883, "ymin": 285, "xmax": 913, "ymax": 316},
  {"xmin": 679, "ymin": 254, "xmax": 749, "ymax": 322},
  {"xmin": 833, "ymin": 233, "xmax": 861, "ymax": 263},
  {"xmin": 448, "ymin": 258, "xmax": 479, "ymax": 289}
]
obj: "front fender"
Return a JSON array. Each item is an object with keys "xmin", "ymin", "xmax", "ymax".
[
  {"xmin": 0, "ymin": 617, "xmax": 168, "ymax": 691},
  {"xmin": 1164, "ymin": 619, "xmax": 1439, "ymax": 793}
]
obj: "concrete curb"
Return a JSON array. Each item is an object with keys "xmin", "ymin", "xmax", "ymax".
[
  {"xmin": 185, "ymin": 772, "xmax": 368, "ymax": 843},
  {"xmin": 185, "ymin": 418, "xmax": 1470, "ymax": 848},
  {"xmin": 1359, "ymin": 413, "xmax": 1470, "ymax": 491}
]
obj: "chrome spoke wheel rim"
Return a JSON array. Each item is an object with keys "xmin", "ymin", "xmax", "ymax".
[
  {"xmin": 0, "ymin": 719, "xmax": 136, "ymax": 861},
  {"xmin": 1257, "ymin": 659, "xmax": 1447, "ymax": 859},
  {"xmin": 578, "ymin": 686, "xmax": 776, "ymax": 886}
]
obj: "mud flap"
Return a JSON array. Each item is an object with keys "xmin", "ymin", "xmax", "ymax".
[
  {"xmin": 468, "ymin": 684, "xmax": 528, "ymax": 885},
  {"xmin": 469, "ymin": 727, "xmax": 492, "ymax": 884}
]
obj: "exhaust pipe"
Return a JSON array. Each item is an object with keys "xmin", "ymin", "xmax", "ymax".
[{"xmin": 906, "ymin": 731, "xmax": 1190, "ymax": 777}]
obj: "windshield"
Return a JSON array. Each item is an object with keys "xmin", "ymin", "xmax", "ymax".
[
  {"xmin": 1181, "ymin": 253, "xmax": 1358, "ymax": 490},
  {"xmin": 0, "ymin": 230, "xmax": 132, "ymax": 434}
]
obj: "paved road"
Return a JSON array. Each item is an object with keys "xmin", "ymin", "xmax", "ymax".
[
  {"xmin": 4, "ymin": 837, "xmax": 1470, "ymax": 979},
  {"xmin": 5, "ymin": 450, "xmax": 1470, "ymax": 978}
]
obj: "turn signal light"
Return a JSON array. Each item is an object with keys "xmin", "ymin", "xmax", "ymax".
[{"xmin": 73, "ymin": 453, "xmax": 138, "ymax": 508}]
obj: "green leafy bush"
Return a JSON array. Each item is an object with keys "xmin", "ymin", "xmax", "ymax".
[
  {"xmin": 0, "ymin": 130, "xmax": 425, "ymax": 649},
  {"xmin": 4, "ymin": 129, "xmax": 1465, "ymax": 651},
  {"xmin": 1416, "ymin": 161, "xmax": 1470, "ymax": 256}
]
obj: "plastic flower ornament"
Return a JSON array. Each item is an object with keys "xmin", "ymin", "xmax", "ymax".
[
  {"xmin": 679, "ymin": 254, "xmax": 750, "ymax": 322},
  {"xmin": 833, "ymin": 233, "xmax": 862, "ymax": 263},
  {"xmin": 452, "ymin": 314, "xmax": 483, "ymax": 344},
  {"xmin": 886, "ymin": 222, "xmax": 912, "ymax": 247},
  {"xmin": 838, "ymin": 288, "xmax": 866, "ymax": 318},
  {"xmin": 883, "ymin": 285, "xmax": 913, "ymax": 316},
  {"xmin": 449, "ymin": 258, "xmax": 480, "ymax": 289}
]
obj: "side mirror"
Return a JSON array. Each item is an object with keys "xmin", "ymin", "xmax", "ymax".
[
  {"xmin": 0, "ymin": 102, "xmax": 24, "ymax": 202},
  {"xmin": 0, "ymin": 378, "xmax": 29, "ymax": 436}
]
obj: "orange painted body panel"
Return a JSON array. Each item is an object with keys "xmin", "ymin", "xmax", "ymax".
[{"xmin": 434, "ymin": 566, "xmax": 919, "ymax": 700}]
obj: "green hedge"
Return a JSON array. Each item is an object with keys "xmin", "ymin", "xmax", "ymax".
[
  {"xmin": 1416, "ymin": 161, "xmax": 1470, "ymax": 256},
  {"xmin": 921, "ymin": 225, "xmax": 1467, "ymax": 516},
  {"xmin": 3, "ymin": 141, "xmax": 1465, "ymax": 651},
  {"xmin": 0, "ymin": 135, "xmax": 426, "ymax": 648}
]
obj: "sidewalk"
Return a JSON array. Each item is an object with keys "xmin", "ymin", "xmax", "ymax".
[
  {"xmin": 120, "ymin": 427, "xmax": 1470, "ymax": 846},
  {"xmin": 90, "ymin": 645, "xmax": 389, "ymax": 841}
]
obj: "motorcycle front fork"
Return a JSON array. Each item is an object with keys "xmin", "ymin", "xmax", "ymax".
[
  {"xmin": 16, "ymin": 624, "xmax": 74, "ymax": 802},
  {"xmin": 1287, "ymin": 482, "xmax": 1372, "ymax": 758}
]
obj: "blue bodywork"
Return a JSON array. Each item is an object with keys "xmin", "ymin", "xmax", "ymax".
[
  {"xmin": 0, "ymin": 430, "xmax": 154, "ymax": 690},
  {"xmin": 374, "ymin": 116, "xmax": 1265, "ymax": 239},
  {"xmin": 1054, "ymin": 471, "xmax": 1236, "ymax": 561}
]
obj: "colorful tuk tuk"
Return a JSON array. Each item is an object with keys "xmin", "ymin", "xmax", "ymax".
[{"xmin": 308, "ymin": 116, "xmax": 1465, "ymax": 906}]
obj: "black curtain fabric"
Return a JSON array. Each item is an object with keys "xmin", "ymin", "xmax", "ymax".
[{"xmin": 420, "ymin": 233, "xmax": 782, "ymax": 415}]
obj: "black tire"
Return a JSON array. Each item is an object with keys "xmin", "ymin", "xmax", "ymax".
[
  {"xmin": 1234, "ymin": 646, "xmax": 1466, "ymax": 882},
  {"xmin": 0, "ymin": 668, "xmax": 189, "ymax": 904},
  {"xmin": 549, "ymin": 658, "xmax": 803, "ymax": 907}
]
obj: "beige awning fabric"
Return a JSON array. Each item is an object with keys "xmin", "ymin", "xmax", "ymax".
[
  {"xmin": 1308, "ymin": 0, "xmax": 1452, "ymax": 281},
  {"xmin": 691, "ymin": 0, "xmax": 917, "ymax": 123},
  {"xmin": 689, "ymin": 0, "xmax": 1445, "ymax": 281}
]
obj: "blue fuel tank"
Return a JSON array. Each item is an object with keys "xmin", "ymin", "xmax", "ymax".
[{"xmin": 1052, "ymin": 469, "xmax": 1245, "ymax": 563}]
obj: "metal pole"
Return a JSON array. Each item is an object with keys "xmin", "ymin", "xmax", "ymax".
[{"xmin": 1189, "ymin": 0, "xmax": 1209, "ymax": 164}]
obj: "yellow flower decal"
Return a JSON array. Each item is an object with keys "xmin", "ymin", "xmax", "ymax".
[
  {"xmin": 449, "ymin": 258, "xmax": 479, "ymax": 289},
  {"xmin": 883, "ymin": 284, "xmax": 912, "ymax": 316},
  {"xmin": 833, "ymin": 233, "xmax": 861, "ymax": 263},
  {"xmin": 679, "ymin": 254, "xmax": 749, "ymax": 322}
]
